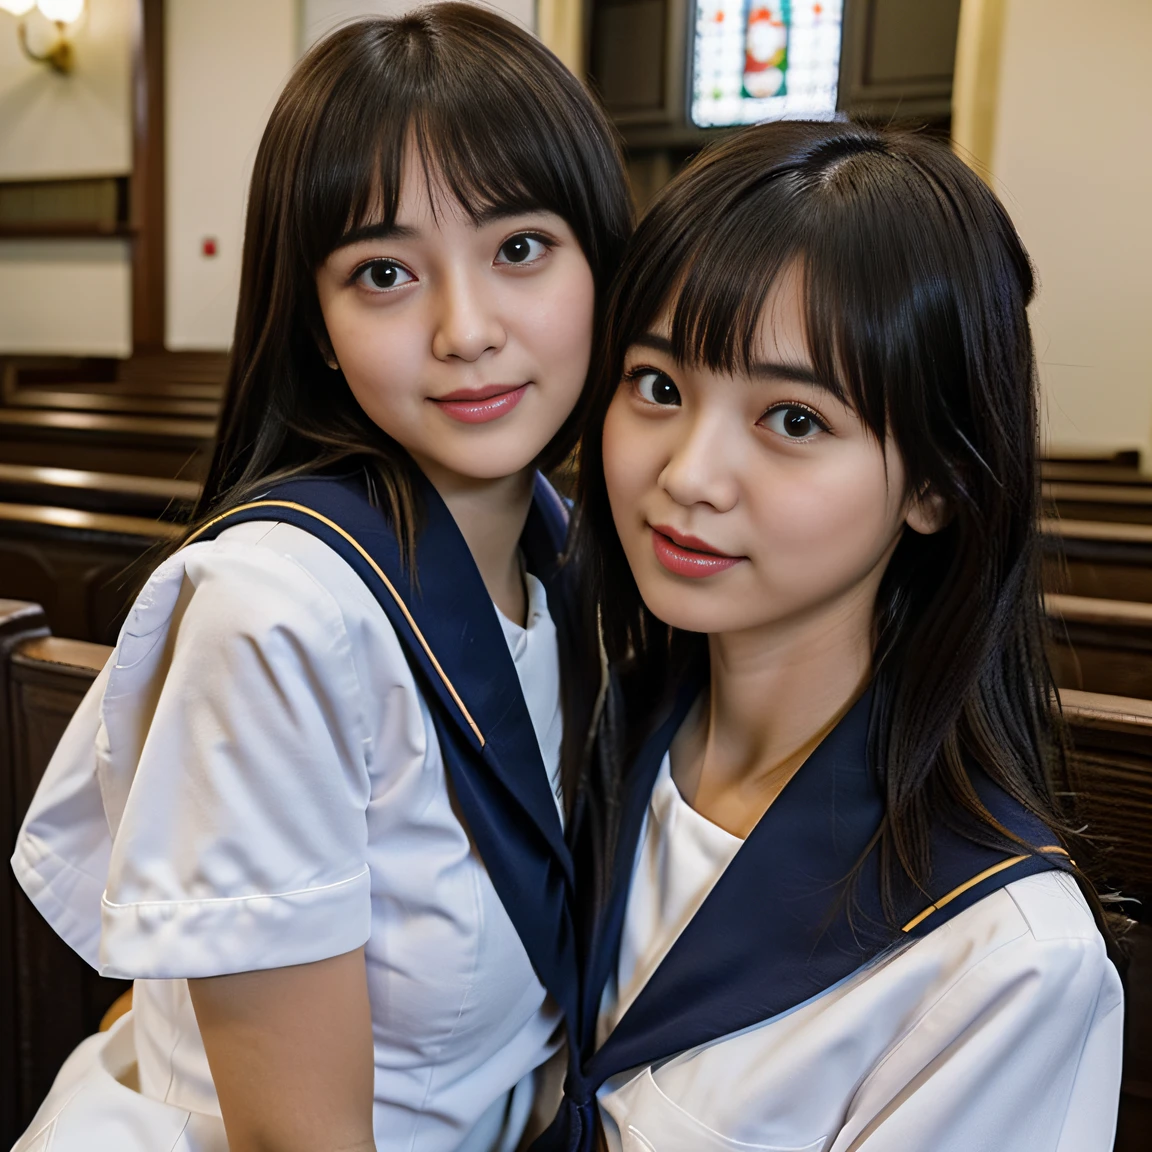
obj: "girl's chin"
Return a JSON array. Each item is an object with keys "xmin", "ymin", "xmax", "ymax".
[
  {"xmin": 410, "ymin": 443, "xmax": 545, "ymax": 485},
  {"xmin": 636, "ymin": 583, "xmax": 737, "ymax": 637}
]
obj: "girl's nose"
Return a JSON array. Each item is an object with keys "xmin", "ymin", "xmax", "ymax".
[
  {"xmin": 430, "ymin": 269, "xmax": 507, "ymax": 363},
  {"xmin": 659, "ymin": 412, "xmax": 740, "ymax": 513}
]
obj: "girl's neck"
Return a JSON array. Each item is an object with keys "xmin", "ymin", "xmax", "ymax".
[
  {"xmin": 413, "ymin": 455, "xmax": 537, "ymax": 625},
  {"xmin": 671, "ymin": 585, "xmax": 875, "ymax": 839}
]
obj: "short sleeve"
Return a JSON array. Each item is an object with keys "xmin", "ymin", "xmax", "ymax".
[
  {"xmin": 12, "ymin": 658, "xmax": 115, "ymax": 969},
  {"xmin": 834, "ymin": 878, "xmax": 1124, "ymax": 1152},
  {"xmin": 97, "ymin": 536, "xmax": 373, "ymax": 980}
]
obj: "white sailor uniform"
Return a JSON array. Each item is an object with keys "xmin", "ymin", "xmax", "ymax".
[
  {"xmin": 596, "ymin": 755, "xmax": 1123, "ymax": 1152},
  {"xmin": 531, "ymin": 685, "xmax": 1123, "ymax": 1152},
  {"xmin": 11, "ymin": 509, "xmax": 568, "ymax": 1152}
]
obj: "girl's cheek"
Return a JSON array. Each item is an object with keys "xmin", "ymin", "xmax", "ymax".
[
  {"xmin": 523, "ymin": 252, "xmax": 595, "ymax": 377},
  {"xmin": 758, "ymin": 450, "xmax": 902, "ymax": 582},
  {"xmin": 602, "ymin": 394, "xmax": 642, "ymax": 514}
]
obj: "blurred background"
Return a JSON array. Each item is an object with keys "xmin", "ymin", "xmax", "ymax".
[
  {"xmin": 0, "ymin": 3, "xmax": 1151, "ymax": 1149},
  {"xmin": 0, "ymin": 0, "xmax": 1147, "ymax": 462}
]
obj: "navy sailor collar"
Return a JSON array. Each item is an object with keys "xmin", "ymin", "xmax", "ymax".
[
  {"xmin": 535, "ymin": 679, "xmax": 1071, "ymax": 1152},
  {"xmin": 186, "ymin": 469, "xmax": 580, "ymax": 1024}
]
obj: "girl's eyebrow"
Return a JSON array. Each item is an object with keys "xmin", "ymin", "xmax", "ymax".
[
  {"xmin": 631, "ymin": 332, "xmax": 829, "ymax": 389},
  {"xmin": 334, "ymin": 221, "xmax": 420, "ymax": 248},
  {"xmin": 472, "ymin": 205, "xmax": 553, "ymax": 226},
  {"xmin": 335, "ymin": 206, "xmax": 551, "ymax": 251}
]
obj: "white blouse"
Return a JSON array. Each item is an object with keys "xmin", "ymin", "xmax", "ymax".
[
  {"xmin": 12, "ymin": 519, "xmax": 566, "ymax": 1152},
  {"xmin": 596, "ymin": 756, "xmax": 1124, "ymax": 1152}
]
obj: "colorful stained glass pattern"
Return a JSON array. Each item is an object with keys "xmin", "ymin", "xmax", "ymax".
[{"xmin": 691, "ymin": 0, "xmax": 842, "ymax": 128}]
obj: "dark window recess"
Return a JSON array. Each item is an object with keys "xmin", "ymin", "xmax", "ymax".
[
  {"xmin": 592, "ymin": 0, "xmax": 667, "ymax": 114},
  {"xmin": 839, "ymin": 0, "xmax": 963, "ymax": 121},
  {"xmin": 0, "ymin": 176, "xmax": 131, "ymax": 238}
]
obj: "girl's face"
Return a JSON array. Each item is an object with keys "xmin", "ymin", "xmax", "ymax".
[
  {"xmin": 316, "ymin": 147, "xmax": 595, "ymax": 486},
  {"xmin": 603, "ymin": 266, "xmax": 939, "ymax": 639}
]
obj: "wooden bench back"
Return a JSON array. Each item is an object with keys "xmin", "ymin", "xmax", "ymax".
[
  {"xmin": 0, "ymin": 505, "xmax": 177, "ymax": 644},
  {"xmin": 0, "ymin": 606, "xmax": 128, "ymax": 1145},
  {"xmin": 1047, "ymin": 594, "xmax": 1152, "ymax": 699},
  {"xmin": 1043, "ymin": 519, "xmax": 1152, "ymax": 603}
]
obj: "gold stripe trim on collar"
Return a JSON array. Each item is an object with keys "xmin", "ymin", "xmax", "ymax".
[
  {"xmin": 184, "ymin": 499, "xmax": 485, "ymax": 747},
  {"xmin": 901, "ymin": 845, "xmax": 1070, "ymax": 934}
]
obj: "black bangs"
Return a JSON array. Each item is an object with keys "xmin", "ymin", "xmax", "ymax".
[{"xmin": 287, "ymin": 4, "xmax": 627, "ymax": 294}]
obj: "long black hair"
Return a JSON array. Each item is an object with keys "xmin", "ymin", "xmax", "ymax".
[
  {"xmin": 570, "ymin": 119, "xmax": 1110, "ymax": 931},
  {"xmin": 192, "ymin": 3, "xmax": 631, "ymax": 552}
]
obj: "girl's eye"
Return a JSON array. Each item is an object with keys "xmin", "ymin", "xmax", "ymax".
[
  {"xmin": 631, "ymin": 369, "xmax": 681, "ymax": 407},
  {"xmin": 495, "ymin": 234, "xmax": 550, "ymax": 265},
  {"xmin": 759, "ymin": 404, "xmax": 827, "ymax": 440},
  {"xmin": 355, "ymin": 260, "xmax": 414, "ymax": 291}
]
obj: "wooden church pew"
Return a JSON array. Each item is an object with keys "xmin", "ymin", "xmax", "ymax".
[
  {"xmin": 0, "ymin": 463, "xmax": 199, "ymax": 520},
  {"xmin": 1043, "ymin": 463, "xmax": 1152, "ymax": 486},
  {"xmin": 0, "ymin": 600, "xmax": 50, "ymax": 1142},
  {"xmin": 0, "ymin": 622, "xmax": 128, "ymax": 1144},
  {"xmin": 1062, "ymin": 690, "xmax": 1152, "ymax": 907},
  {"xmin": 1047, "ymin": 594, "xmax": 1152, "ymax": 699},
  {"xmin": 2, "ymin": 353, "xmax": 227, "ymax": 403},
  {"xmin": 1059, "ymin": 691, "xmax": 1152, "ymax": 1150},
  {"xmin": 4, "ymin": 387, "xmax": 219, "ymax": 420},
  {"xmin": 1042, "ymin": 519, "xmax": 1152, "ymax": 603},
  {"xmin": 0, "ymin": 408, "xmax": 216, "ymax": 483},
  {"xmin": 1041, "ymin": 449, "xmax": 1144, "ymax": 484},
  {"xmin": 1045, "ymin": 482, "xmax": 1152, "ymax": 526},
  {"xmin": 0, "ymin": 504, "xmax": 180, "ymax": 644}
]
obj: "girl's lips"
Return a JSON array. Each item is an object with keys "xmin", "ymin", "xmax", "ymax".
[
  {"xmin": 431, "ymin": 383, "xmax": 528, "ymax": 424},
  {"xmin": 649, "ymin": 525, "xmax": 743, "ymax": 578}
]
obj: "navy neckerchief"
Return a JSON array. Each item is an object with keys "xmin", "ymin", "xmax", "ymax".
[
  {"xmin": 185, "ymin": 470, "xmax": 580, "ymax": 1026},
  {"xmin": 535, "ymin": 684, "xmax": 1073, "ymax": 1152}
]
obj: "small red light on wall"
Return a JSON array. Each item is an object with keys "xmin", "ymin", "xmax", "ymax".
[{"xmin": 201, "ymin": 237, "xmax": 218, "ymax": 258}]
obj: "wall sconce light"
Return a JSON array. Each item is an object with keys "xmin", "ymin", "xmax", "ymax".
[{"xmin": 0, "ymin": 0, "xmax": 85, "ymax": 75}]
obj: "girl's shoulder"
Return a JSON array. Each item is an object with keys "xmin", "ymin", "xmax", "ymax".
[
  {"xmin": 124, "ymin": 518, "xmax": 401, "ymax": 673},
  {"xmin": 107, "ymin": 519, "xmax": 422, "ymax": 772},
  {"xmin": 891, "ymin": 869, "xmax": 1118, "ymax": 1012}
]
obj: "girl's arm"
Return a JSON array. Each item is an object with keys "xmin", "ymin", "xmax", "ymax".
[{"xmin": 190, "ymin": 947, "xmax": 376, "ymax": 1152}]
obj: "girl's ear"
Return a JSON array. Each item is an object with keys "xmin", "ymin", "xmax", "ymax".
[
  {"xmin": 905, "ymin": 485, "xmax": 951, "ymax": 535},
  {"xmin": 315, "ymin": 331, "xmax": 340, "ymax": 372}
]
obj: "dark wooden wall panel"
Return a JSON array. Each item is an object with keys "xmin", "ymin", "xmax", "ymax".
[
  {"xmin": 0, "ymin": 528, "xmax": 160, "ymax": 644},
  {"xmin": 5, "ymin": 639, "xmax": 129, "ymax": 1143},
  {"xmin": 838, "ymin": 0, "xmax": 963, "ymax": 120},
  {"xmin": 0, "ymin": 602, "xmax": 49, "ymax": 1145}
]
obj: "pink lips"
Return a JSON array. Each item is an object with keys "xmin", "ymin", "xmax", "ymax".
[
  {"xmin": 431, "ymin": 383, "xmax": 528, "ymax": 424},
  {"xmin": 650, "ymin": 524, "xmax": 743, "ymax": 578}
]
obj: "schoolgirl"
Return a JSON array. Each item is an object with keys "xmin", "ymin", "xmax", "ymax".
[
  {"xmin": 11, "ymin": 7, "xmax": 630, "ymax": 1151},
  {"xmin": 540, "ymin": 121, "xmax": 1123, "ymax": 1151}
]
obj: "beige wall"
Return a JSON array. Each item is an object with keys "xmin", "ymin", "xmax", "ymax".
[
  {"xmin": 0, "ymin": 238, "xmax": 132, "ymax": 355},
  {"xmin": 165, "ymin": 0, "xmax": 297, "ymax": 350},
  {"xmin": 957, "ymin": 0, "xmax": 1152, "ymax": 464},
  {"xmin": 0, "ymin": 0, "xmax": 133, "ymax": 180},
  {"xmin": 0, "ymin": 0, "xmax": 133, "ymax": 355}
]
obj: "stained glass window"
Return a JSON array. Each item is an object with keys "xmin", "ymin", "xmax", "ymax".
[{"xmin": 691, "ymin": 0, "xmax": 844, "ymax": 128}]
